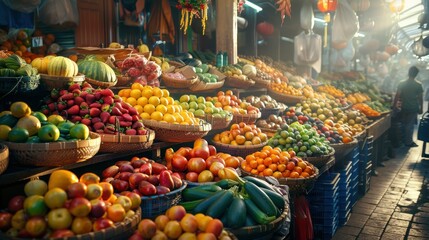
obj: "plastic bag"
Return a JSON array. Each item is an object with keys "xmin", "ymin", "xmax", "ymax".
[
  {"xmin": 294, "ymin": 31, "xmax": 322, "ymax": 65},
  {"xmin": 294, "ymin": 196, "xmax": 313, "ymax": 240},
  {"xmin": 38, "ymin": 0, "xmax": 79, "ymax": 28},
  {"xmin": 300, "ymin": 0, "xmax": 314, "ymax": 30},
  {"xmin": 3, "ymin": 0, "xmax": 41, "ymax": 13},
  {"xmin": 331, "ymin": 0, "xmax": 359, "ymax": 45}
]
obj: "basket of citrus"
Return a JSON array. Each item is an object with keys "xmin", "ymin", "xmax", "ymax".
[{"xmin": 240, "ymin": 146, "xmax": 319, "ymax": 192}]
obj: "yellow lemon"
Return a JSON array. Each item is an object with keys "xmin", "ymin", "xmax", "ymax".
[
  {"xmin": 142, "ymin": 89, "xmax": 153, "ymax": 99},
  {"xmin": 160, "ymin": 97, "xmax": 169, "ymax": 106},
  {"xmin": 163, "ymin": 113, "xmax": 176, "ymax": 123},
  {"xmin": 122, "ymin": 89, "xmax": 131, "ymax": 98},
  {"xmin": 137, "ymin": 97, "xmax": 148, "ymax": 106},
  {"xmin": 167, "ymin": 97, "xmax": 175, "ymax": 105},
  {"xmin": 10, "ymin": 101, "xmax": 31, "ymax": 118},
  {"xmin": 143, "ymin": 104, "xmax": 156, "ymax": 114},
  {"xmin": 131, "ymin": 82, "xmax": 144, "ymax": 90},
  {"xmin": 130, "ymin": 89, "xmax": 142, "ymax": 99},
  {"xmin": 156, "ymin": 105, "xmax": 167, "ymax": 114},
  {"xmin": 140, "ymin": 112, "xmax": 151, "ymax": 120},
  {"xmin": 174, "ymin": 105, "xmax": 183, "ymax": 113},
  {"xmin": 126, "ymin": 97, "xmax": 137, "ymax": 106},
  {"xmin": 173, "ymin": 113, "xmax": 184, "ymax": 123},
  {"xmin": 166, "ymin": 105, "xmax": 176, "ymax": 114},
  {"xmin": 151, "ymin": 111, "xmax": 163, "ymax": 121},
  {"xmin": 152, "ymin": 87, "xmax": 164, "ymax": 98},
  {"xmin": 47, "ymin": 115, "xmax": 64, "ymax": 125},
  {"xmin": 162, "ymin": 89, "xmax": 170, "ymax": 97},
  {"xmin": 134, "ymin": 105, "xmax": 144, "ymax": 114},
  {"xmin": 0, "ymin": 125, "xmax": 11, "ymax": 140},
  {"xmin": 148, "ymin": 96, "xmax": 160, "ymax": 106}
]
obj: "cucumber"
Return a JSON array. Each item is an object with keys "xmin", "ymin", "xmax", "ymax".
[
  {"xmin": 191, "ymin": 184, "xmax": 222, "ymax": 192},
  {"xmin": 182, "ymin": 188, "xmax": 216, "ymax": 201},
  {"xmin": 206, "ymin": 190, "xmax": 234, "ymax": 219},
  {"xmin": 243, "ymin": 176, "xmax": 276, "ymax": 192},
  {"xmin": 243, "ymin": 181, "xmax": 277, "ymax": 217},
  {"xmin": 244, "ymin": 213, "xmax": 257, "ymax": 227},
  {"xmin": 179, "ymin": 199, "xmax": 204, "ymax": 212},
  {"xmin": 261, "ymin": 188, "xmax": 285, "ymax": 212},
  {"xmin": 226, "ymin": 196, "xmax": 247, "ymax": 228},
  {"xmin": 193, "ymin": 190, "xmax": 225, "ymax": 214},
  {"xmin": 214, "ymin": 179, "xmax": 239, "ymax": 189},
  {"xmin": 244, "ymin": 197, "xmax": 275, "ymax": 225},
  {"xmin": 220, "ymin": 207, "xmax": 229, "ymax": 227}
]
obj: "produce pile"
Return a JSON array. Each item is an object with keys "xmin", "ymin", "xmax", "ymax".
[{"xmin": 0, "ymin": 55, "xmax": 39, "ymax": 77}]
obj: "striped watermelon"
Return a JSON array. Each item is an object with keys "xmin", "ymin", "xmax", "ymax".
[
  {"xmin": 77, "ymin": 58, "xmax": 117, "ymax": 83},
  {"xmin": 47, "ymin": 56, "xmax": 78, "ymax": 77}
]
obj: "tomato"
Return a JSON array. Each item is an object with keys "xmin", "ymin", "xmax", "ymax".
[{"xmin": 187, "ymin": 157, "xmax": 207, "ymax": 173}]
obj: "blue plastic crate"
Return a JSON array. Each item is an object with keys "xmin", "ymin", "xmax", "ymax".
[
  {"xmin": 339, "ymin": 199, "xmax": 351, "ymax": 213},
  {"xmin": 310, "ymin": 187, "xmax": 339, "ymax": 201},
  {"xmin": 315, "ymin": 172, "xmax": 340, "ymax": 187},
  {"xmin": 339, "ymin": 209, "xmax": 351, "ymax": 226},
  {"xmin": 339, "ymin": 161, "xmax": 352, "ymax": 175},
  {"xmin": 313, "ymin": 212, "xmax": 339, "ymax": 228},
  {"xmin": 339, "ymin": 191, "xmax": 351, "ymax": 202},
  {"xmin": 310, "ymin": 191, "xmax": 340, "ymax": 208}
]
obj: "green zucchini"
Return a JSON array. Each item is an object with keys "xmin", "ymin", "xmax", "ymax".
[
  {"xmin": 243, "ymin": 181, "xmax": 277, "ymax": 217},
  {"xmin": 191, "ymin": 184, "xmax": 223, "ymax": 192},
  {"xmin": 220, "ymin": 207, "xmax": 229, "ymax": 227},
  {"xmin": 244, "ymin": 197, "xmax": 275, "ymax": 225},
  {"xmin": 215, "ymin": 179, "xmax": 239, "ymax": 189},
  {"xmin": 244, "ymin": 213, "xmax": 257, "ymax": 227},
  {"xmin": 226, "ymin": 195, "xmax": 247, "ymax": 228},
  {"xmin": 243, "ymin": 176, "xmax": 276, "ymax": 191},
  {"xmin": 182, "ymin": 188, "xmax": 216, "ymax": 201},
  {"xmin": 206, "ymin": 190, "xmax": 234, "ymax": 219},
  {"xmin": 179, "ymin": 199, "xmax": 204, "ymax": 212},
  {"xmin": 261, "ymin": 188, "xmax": 285, "ymax": 211},
  {"xmin": 193, "ymin": 190, "xmax": 225, "ymax": 214}
]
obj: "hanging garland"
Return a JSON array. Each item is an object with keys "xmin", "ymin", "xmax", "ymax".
[{"xmin": 177, "ymin": 0, "xmax": 209, "ymax": 35}]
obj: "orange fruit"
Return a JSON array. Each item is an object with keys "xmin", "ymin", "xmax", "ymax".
[
  {"xmin": 48, "ymin": 170, "xmax": 79, "ymax": 190},
  {"xmin": 10, "ymin": 101, "xmax": 31, "ymax": 118}
]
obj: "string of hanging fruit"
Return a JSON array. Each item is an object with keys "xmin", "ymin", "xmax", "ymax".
[
  {"xmin": 276, "ymin": 0, "xmax": 291, "ymax": 25},
  {"xmin": 176, "ymin": 0, "xmax": 209, "ymax": 35}
]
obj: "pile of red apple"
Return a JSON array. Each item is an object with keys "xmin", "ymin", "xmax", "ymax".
[
  {"xmin": 101, "ymin": 157, "xmax": 184, "ymax": 197},
  {"xmin": 0, "ymin": 170, "xmax": 140, "ymax": 238},
  {"xmin": 40, "ymin": 83, "xmax": 148, "ymax": 135},
  {"xmin": 165, "ymin": 138, "xmax": 243, "ymax": 183},
  {"xmin": 115, "ymin": 55, "xmax": 161, "ymax": 87}
]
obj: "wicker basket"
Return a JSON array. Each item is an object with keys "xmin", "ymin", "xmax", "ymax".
[
  {"xmin": 0, "ymin": 75, "xmax": 40, "ymax": 95},
  {"xmin": 116, "ymin": 75, "xmax": 132, "ymax": 87},
  {"xmin": 228, "ymin": 201, "xmax": 289, "ymax": 240},
  {"xmin": 189, "ymin": 79, "xmax": 225, "ymax": 92},
  {"xmin": 161, "ymin": 73, "xmax": 198, "ymax": 89},
  {"xmin": 40, "ymin": 73, "xmax": 85, "ymax": 90},
  {"xmin": 260, "ymin": 108, "xmax": 281, "ymax": 119},
  {"xmin": 3, "ymin": 132, "xmax": 101, "ymax": 167},
  {"xmin": 85, "ymin": 77, "xmax": 117, "ymax": 88},
  {"xmin": 0, "ymin": 143, "xmax": 9, "ymax": 175},
  {"xmin": 142, "ymin": 119, "xmax": 211, "ymax": 143},
  {"xmin": 225, "ymin": 76, "xmax": 255, "ymax": 89},
  {"xmin": 211, "ymin": 141, "xmax": 267, "ymax": 158},
  {"xmin": 259, "ymin": 128, "xmax": 277, "ymax": 138},
  {"xmin": 99, "ymin": 129, "xmax": 155, "ymax": 153},
  {"xmin": 141, "ymin": 182, "xmax": 187, "ymax": 219},
  {"xmin": 251, "ymin": 77, "xmax": 271, "ymax": 88},
  {"xmin": 231, "ymin": 112, "xmax": 261, "ymax": 124},
  {"xmin": 267, "ymin": 88, "xmax": 304, "ymax": 105},
  {"xmin": 196, "ymin": 113, "xmax": 233, "ymax": 130},
  {"xmin": 302, "ymin": 153, "xmax": 335, "ymax": 169},
  {"xmin": 330, "ymin": 138, "xmax": 359, "ymax": 161}
]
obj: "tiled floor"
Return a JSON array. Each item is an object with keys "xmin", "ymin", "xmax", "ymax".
[{"xmin": 332, "ymin": 139, "xmax": 429, "ymax": 240}]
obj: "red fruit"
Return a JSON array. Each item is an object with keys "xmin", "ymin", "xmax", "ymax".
[
  {"xmin": 129, "ymin": 173, "xmax": 149, "ymax": 189},
  {"xmin": 74, "ymin": 96, "xmax": 85, "ymax": 106},
  {"xmin": 67, "ymin": 105, "xmax": 79, "ymax": 115},
  {"xmin": 155, "ymin": 186, "xmax": 170, "ymax": 195},
  {"xmin": 138, "ymin": 181, "xmax": 157, "ymax": 196},
  {"xmin": 80, "ymin": 118, "xmax": 91, "ymax": 126},
  {"xmin": 89, "ymin": 108, "xmax": 101, "ymax": 117},
  {"xmin": 151, "ymin": 162, "xmax": 167, "ymax": 175},
  {"xmin": 100, "ymin": 111, "xmax": 110, "ymax": 123},
  {"xmin": 93, "ymin": 122, "xmax": 105, "ymax": 130},
  {"xmin": 102, "ymin": 165, "xmax": 119, "ymax": 178},
  {"xmin": 125, "ymin": 129, "xmax": 137, "ymax": 135},
  {"xmin": 139, "ymin": 163, "xmax": 152, "ymax": 175},
  {"xmin": 131, "ymin": 159, "xmax": 145, "ymax": 169},
  {"xmin": 187, "ymin": 157, "xmax": 206, "ymax": 174},
  {"xmin": 159, "ymin": 170, "xmax": 174, "ymax": 190},
  {"xmin": 102, "ymin": 96, "xmax": 114, "ymax": 105},
  {"xmin": 171, "ymin": 176, "xmax": 183, "ymax": 189},
  {"xmin": 8, "ymin": 195, "xmax": 25, "ymax": 213},
  {"xmin": 111, "ymin": 179, "xmax": 129, "ymax": 192},
  {"xmin": 172, "ymin": 155, "xmax": 188, "ymax": 172},
  {"xmin": 119, "ymin": 164, "xmax": 134, "ymax": 173},
  {"xmin": 117, "ymin": 172, "xmax": 133, "ymax": 181},
  {"xmin": 208, "ymin": 145, "xmax": 217, "ymax": 156},
  {"xmin": 147, "ymin": 175, "xmax": 159, "ymax": 186}
]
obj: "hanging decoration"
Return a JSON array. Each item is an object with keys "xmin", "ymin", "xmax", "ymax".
[
  {"xmin": 238, "ymin": 0, "xmax": 245, "ymax": 15},
  {"xmin": 276, "ymin": 0, "xmax": 291, "ymax": 25},
  {"xmin": 317, "ymin": 0, "xmax": 338, "ymax": 47},
  {"xmin": 177, "ymin": 0, "xmax": 209, "ymax": 35},
  {"xmin": 388, "ymin": 0, "xmax": 405, "ymax": 14},
  {"xmin": 412, "ymin": 35, "xmax": 429, "ymax": 57}
]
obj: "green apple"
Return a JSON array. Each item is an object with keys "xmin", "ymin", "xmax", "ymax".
[
  {"xmin": 174, "ymin": 100, "xmax": 180, "ymax": 105},
  {"xmin": 38, "ymin": 125, "xmax": 60, "ymax": 142},
  {"xmin": 32, "ymin": 112, "xmax": 48, "ymax": 122},
  {"xmin": 189, "ymin": 95, "xmax": 198, "ymax": 102},
  {"xmin": 57, "ymin": 121, "xmax": 75, "ymax": 131},
  {"xmin": 197, "ymin": 103, "xmax": 206, "ymax": 111},
  {"xmin": 194, "ymin": 109, "xmax": 205, "ymax": 117},
  {"xmin": 189, "ymin": 101, "xmax": 198, "ymax": 110},
  {"xmin": 188, "ymin": 108, "xmax": 195, "ymax": 113},
  {"xmin": 212, "ymin": 107, "xmax": 220, "ymax": 114},
  {"xmin": 205, "ymin": 102, "xmax": 214, "ymax": 108},
  {"xmin": 24, "ymin": 179, "xmax": 48, "ymax": 197},
  {"xmin": 47, "ymin": 208, "xmax": 73, "ymax": 230},
  {"xmin": 204, "ymin": 107, "xmax": 213, "ymax": 114},
  {"xmin": 197, "ymin": 96, "xmax": 206, "ymax": 104},
  {"xmin": 180, "ymin": 102, "xmax": 189, "ymax": 110},
  {"xmin": 179, "ymin": 95, "xmax": 190, "ymax": 103},
  {"xmin": 44, "ymin": 188, "xmax": 67, "ymax": 209},
  {"xmin": 212, "ymin": 113, "xmax": 222, "ymax": 118},
  {"xmin": 24, "ymin": 195, "xmax": 48, "ymax": 217},
  {"xmin": 69, "ymin": 124, "xmax": 89, "ymax": 140}
]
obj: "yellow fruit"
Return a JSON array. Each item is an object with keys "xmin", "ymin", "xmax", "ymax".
[
  {"xmin": 130, "ymin": 89, "xmax": 142, "ymax": 99},
  {"xmin": 131, "ymin": 82, "xmax": 144, "ymax": 90},
  {"xmin": 10, "ymin": 102, "xmax": 31, "ymax": 118},
  {"xmin": 153, "ymin": 88, "xmax": 164, "ymax": 98},
  {"xmin": 142, "ymin": 89, "xmax": 153, "ymax": 99},
  {"xmin": 162, "ymin": 89, "xmax": 170, "ymax": 98},
  {"xmin": 122, "ymin": 89, "xmax": 131, "ymax": 98},
  {"xmin": 166, "ymin": 105, "xmax": 176, "ymax": 114},
  {"xmin": 0, "ymin": 111, "xmax": 12, "ymax": 117},
  {"xmin": 126, "ymin": 97, "xmax": 137, "ymax": 106},
  {"xmin": 156, "ymin": 105, "xmax": 167, "ymax": 114},
  {"xmin": 160, "ymin": 97, "xmax": 169, "ymax": 106},
  {"xmin": 174, "ymin": 105, "xmax": 182, "ymax": 113},
  {"xmin": 149, "ymin": 96, "xmax": 161, "ymax": 106},
  {"xmin": 48, "ymin": 170, "xmax": 79, "ymax": 190},
  {"xmin": 47, "ymin": 115, "xmax": 64, "ymax": 125},
  {"xmin": 144, "ymin": 104, "xmax": 156, "ymax": 114},
  {"xmin": 166, "ymin": 97, "xmax": 175, "ymax": 105},
  {"xmin": 0, "ymin": 125, "xmax": 12, "ymax": 140},
  {"xmin": 151, "ymin": 111, "xmax": 164, "ymax": 121},
  {"xmin": 173, "ymin": 113, "xmax": 184, "ymax": 123},
  {"xmin": 134, "ymin": 105, "xmax": 144, "ymax": 114},
  {"xmin": 24, "ymin": 179, "xmax": 48, "ymax": 196},
  {"xmin": 137, "ymin": 97, "xmax": 148, "ymax": 106},
  {"xmin": 16, "ymin": 115, "xmax": 41, "ymax": 136},
  {"xmin": 140, "ymin": 112, "xmax": 151, "ymax": 120},
  {"xmin": 163, "ymin": 113, "xmax": 176, "ymax": 123}
]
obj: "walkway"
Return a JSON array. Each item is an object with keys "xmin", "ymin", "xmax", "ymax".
[{"xmin": 332, "ymin": 139, "xmax": 429, "ymax": 239}]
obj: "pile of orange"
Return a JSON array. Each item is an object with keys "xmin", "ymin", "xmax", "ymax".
[
  {"xmin": 241, "ymin": 146, "xmax": 316, "ymax": 179},
  {"xmin": 212, "ymin": 122, "xmax": 268, "ymax": 146}
]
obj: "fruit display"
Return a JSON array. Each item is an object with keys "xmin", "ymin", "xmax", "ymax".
[
  {"xmin": 78, "ymin": 56, "xmax": 117, "ymax": 84},
  {"xmin": 352, "ymin": 103, "xmax": 381, "ymax": 118},
  {"xmin": 253, "ymin": 58, "xmax": 288, "ymax": 82},
  {"xmin": 213, "ymin": 122, "xmax": 268, "ymax": 146},
  {"xmin": 269, "ymin": 81, "xmax": 315, "ymax": 98},
  {"xmin": 317, "ymin": 85, "xmax": 345, "ymax": 98},
  {"xmin": 46, "ymin": 56, "xmax": 78, "ymax": 77},
  {"xmin": 256, "ymin": 114, "xmax": 287, "ymax": 131},
  {"xmin": 267, "ymin": 121, "xmax": 333, "ymax": 158},
  {"xmin": 179, "ymin": 172, "xmax": 286, "ymax": 229},
  {"xmin": 165, "ymin": 138, "xmax": 243, "ymax": 183},
  {"xmin": 219, "ymin": 65, "xmax": 247, "ymax": 81},
  {"xmin": 346, "ymin": 92, "xmax": 371, "ymax": 104},
  {"xmin": 117, "ymin": 84, "xmax": 204, "ymax": 126},
  {"xmin": 40, "ymin": 83, "xmax": 148, "ymax": 136},
  {"xmin": 114, "ymin": 55, "xmax": 162, "ymax": 87},
  {"xmin": 205, "ymin": 90, "xmax": 260, "ymax": 115},
  {"xmin": 241, "ymin": 145, "xmax": 317, "ymax": 179},
  {"xmin": 194, "ymin": 64, "xmax": 220, "ymax": 83},
  {"xmin": 296, "ymin": 98, "xmax": 352, "ymax": 122},
  {"xmin": 0, "ymin": 170, "xmax": 139, "ymax": 238},
  {"xmin": 0, "ymin": 54, "xmax": 39, "ymax": 77},
  {"xmin": 177, "ymin": 94, "xmax": 232, "ymax": 119},
  {"xmin": 244, "ymin": 94, "xmax": 287, "ymax": 110},
  {"xmin": 101, "ymin": 157, "xmax": 184, "ymax": 197},
  {"xmin": 128, "ymin": 205, "xmax": 233, "ymax": 240},
  {"xmin": 30, "ymin": 55, "xmax": 55, "ymax": 74}
]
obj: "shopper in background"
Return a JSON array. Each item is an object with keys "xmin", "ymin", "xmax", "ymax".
[{"xmin": 393, "ymin": 66, "xmax": 424, "ymax": 147}]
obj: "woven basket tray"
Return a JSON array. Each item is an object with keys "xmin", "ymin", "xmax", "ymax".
[
  {"xmin": 196, "ymin": 113, "xmax": 233, "ymax": 130},
  {"xmin": 141, "ymin": 182, "xmax": 187, "ymax": 219},
  {"xmin": 189, "ymin": 79, "xmax": 225, "ymax": 92},
  {"xmin": 251, "ymin": 77, "xmax": 271, "ymax": 88},
  {"xmin": 85, "ymin": 77, "xmax": 117, "ymax": 88},
  {"xmin": 231, "ymin": 112, "xmax": 261, "ymax": 124},
  {"xmin": 211, "ymin": 141, "xmax": 267, "ymax": 158},
  {"xmin": 142, "ymin": 119, "xmax": 211, "ymax": 143},
  {"xmin": 228, "ymin": 201, "xmax": 289, "ymax": 240},
  {"xmin": 161, "ymin": 73, "xmax": 198, "ymax": 89},
  {"xmin": 40, "ymin": 73, "xmax": 85, "ymax": 90},
  {"xmin": 99, "ymin": 129, "xmax": 155, "ymax": 153},
  {"xmin": 0, "ymin": 75, "xmax": 40, "ymax": 95},
  {"xmin": 115, "ymin": 75, "xmax": 132, "ymax": 87},
  {"xmin": 330, "ymin": 138, "xmax": 359, "ymax": 161},
  {"xmin": 267, "ymin": 88, "xmax": 304, "ymax": 105},
  {"xmin": 225, "ymin": 76, "xmax": 255, "ymax": 89},
  {"xmin": 0, "ymin": 143, "xmax": 9, "ymax": 175},
  {"xmin": 302, "ymin": 151, "xmax": 335, "ymax": 169},
  {"xmin": 3, "ymin": 132, "xmax": 101, "ymax": 167},
  {"xmin": 260, "ymin": 108, "xmax": 281, "ymax": 119}
]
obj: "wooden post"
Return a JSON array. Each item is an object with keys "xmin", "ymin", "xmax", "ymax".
[{"xmin": 216, "ymin": 0, "xmax": 238, "ymax": 64}]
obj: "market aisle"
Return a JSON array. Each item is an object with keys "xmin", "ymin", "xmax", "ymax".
[{"xmin": 332, "ymin": 138, "xmax": 429, "ymax": 239}]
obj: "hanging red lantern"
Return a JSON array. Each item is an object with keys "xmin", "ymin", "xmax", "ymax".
[
  {"xmin": 317, "ymin": 0, "xmax": 338, "ymax": 13},
  {"xmin": 256, "ymin": 22, "xmax": 274, "ymax": 36},
  {"xmin": 389, "ymin": 0, "xmax": 405, "ymax": 13}
]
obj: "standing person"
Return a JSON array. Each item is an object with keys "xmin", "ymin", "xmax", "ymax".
[{"xmin": 393, "ymin": 66, "xmax": 424, "ymax": 147}]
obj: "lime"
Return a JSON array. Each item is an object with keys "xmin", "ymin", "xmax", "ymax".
[{"xmin": 8, "ymin": 127, "xmax": 29, "ymax": 143}]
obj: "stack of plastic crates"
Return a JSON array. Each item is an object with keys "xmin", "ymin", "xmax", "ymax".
[
  {"xmin": 309, "ymin": 172, "xmax": 340, "ymax": 239},
  {"xmin": 359, "ymin": 136, "xmax": 374, "ymax": 196},
  {"xmin": 337, "ymin": 161, "xmax": 352, "ymax": 226},
  {"xmin": 349, "ymin": 146, "xmax": 360, "ymax": 207}
]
